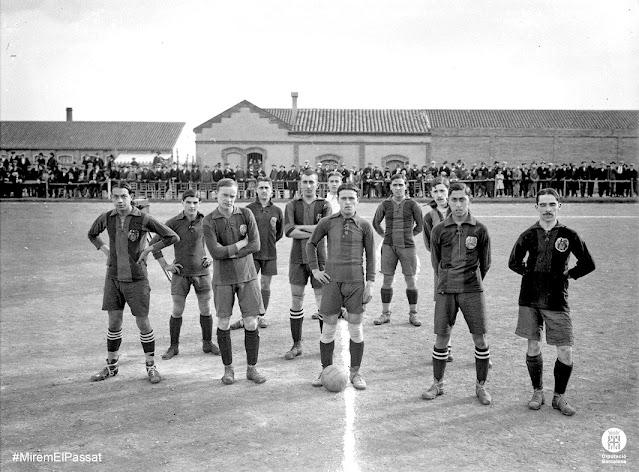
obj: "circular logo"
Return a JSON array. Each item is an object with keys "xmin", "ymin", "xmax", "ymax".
[{"xmin": 602, "ymin": 428, "xmax": 626, "ymax": 452}]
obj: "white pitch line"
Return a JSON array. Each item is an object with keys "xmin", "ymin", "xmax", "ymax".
[{"xmin": 340, "ymin": 320, "xmax": 360, "ymax": 472}]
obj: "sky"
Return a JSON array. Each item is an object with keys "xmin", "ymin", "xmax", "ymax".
[{"xmin": 1, "ymin": 0, "xmax": 638, "ymax": 160}]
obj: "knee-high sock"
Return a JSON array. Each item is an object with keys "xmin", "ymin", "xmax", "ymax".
[
  {"xmin": 107, "ymin": 328, "xmax": 122, "ymax": 361},
  {"xmin": 244, "ymin": 328, "xmax": 259, "ymax": 366},
  {"xmin": 432, "ymin": 346, "xmax": 448, "ymax": 381},
  {"xmin": 320, "ymin": 341, "xmax": 334, "ymax": 368},
  {"xmin": 526, "ymin": 353, "xmax": 543, "ymax": 390},
  {"xmin": 140, "ymin": 330, "xmax": 155, "ymax": 365},
  {"xmin": 261, "ymin": 289, "xmax": 271, "ymax": 311},
  {"xmin": 349, "ymin": 340, "xmax": 364, "ymax": 369},
  {"xmin": 170, "ymin": 316, "xmax": 183, "ymax": 345},
  {"xmin": 380, "ymin": 288, "xmax": 393, "ymax": 304},
  {"xmin": 200, "ymin": 314, "xmax": 212, "ymax": 342},
  {"xmin": 475, "ymin": 345, "xmax": 490, "ymax": 383},
  {"xmin": 217, "ymin": 328, "xmax": 232, "ymax": 366},
  {"xmin": 406, "ymin": 288, "xmax": 418, "ymax": 311},
  {"xmin": 554, "ymin": 359, "xmax": 573, "ymax": 395},
  {"xmin": 290, "ymin": 309, "xmax": 303, "ymax": 343}
]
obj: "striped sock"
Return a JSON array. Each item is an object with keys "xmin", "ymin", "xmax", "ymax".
[
  {"xmin": 106, "ymin": 328, "xmax": 122, "ymax": 361},
  {"xmin": 475, "ymin": 346, "xmax": 490, "ymax": 383},
  {"xmin": 432, "ymin": 346, "xmax": 449, "ymax": 381},
  {"xmin": 290, "ymin": 309, "xmax": 304, "ymax": 343},
  {"xmin": 139, "ymin": 330, "xmax": 155, "ymax": 365}
]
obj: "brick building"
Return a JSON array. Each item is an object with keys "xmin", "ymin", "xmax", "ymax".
[
  {"xmin": 194, "ymin": 93, "xmax": 637, "ymax": 170},
  {"xmin": 1, "ymin": 108, "xmax": 185, "ymax": 167}
]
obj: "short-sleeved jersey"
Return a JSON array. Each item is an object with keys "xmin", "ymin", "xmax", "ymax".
[
  {"xmin": 422, "ymin": 201, "xmax": 450, "ymax": 252},
  {"xmin": 246, "ymin": 200, "xmax": 284, "ymax": 261},
  {"xmin": 284, "ymin": 196, "xmax": 331, "ymax": 265},
  {"xmin": 372, "ymin": 197, "xmax": 424, "ymax": 248},
  {"xmin": 306, "ymin": 212, "xmax": 376, "ymax": 283},
  {"xmin": 150, "ymin": 211, "xmax": 208, "ymax": 277},
  {"xmin": 202, "ymin": 206, "xmax": 260, "ymax": 285},
  {"xmin": 508, "ymin": 221, "xmax": 595, "ymax": 312},
  {"xmin": 430, "ymin": 212, "xmax": 491, "ymax": 294},
  {"xmin": 88, "ymin": 207, "xmax": 179, "ymax": 282}
]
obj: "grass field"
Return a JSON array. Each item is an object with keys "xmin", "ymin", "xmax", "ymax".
[{"xmin": 1, "ymin": 200, "xmax": 637, "ymax": 471}]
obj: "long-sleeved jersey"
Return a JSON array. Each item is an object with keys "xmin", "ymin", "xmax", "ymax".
[
  {"xmin": 246, "ymin": 200, "xmax": 283, "ymax": 261},
  {"xmin": 150, "ymin": 211, "xmax": 208, "ymax": 277},
  {"xmin": 508, "ymin": 221, "xmax": 595, "ymax": 312},
  {"xmin": 88, "ymin": 207, "xmax": 179, "ymax": 282},
  {"xmin": 306, "ymin": 212, "xmax": 376, "ymax": 283},
  {"xmin": 430, "ymin": 212, "xmax": 491, "ymax": 294},
  {"xmin": 372, "ymin": 197, "xmax": 423, "ymax": 248},
  {"xmin": 203, "ymin": 206, "xmax": 260, "ymax": 285}
]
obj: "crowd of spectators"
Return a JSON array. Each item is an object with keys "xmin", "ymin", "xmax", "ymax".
[{"xmin": 1, "ymin": 152, "xmax": 637, "ymax": 199}]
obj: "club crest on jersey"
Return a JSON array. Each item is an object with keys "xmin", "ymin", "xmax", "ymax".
[
  {"xmin": 465, "ymin": 236, "xmax": 477, "ymax": 250},
  {"xmin": 555, "ymin": 237, "xmax": 569, "ymax": 252},
  {"xmin": 239, "ymin": 224, "xmax": 247, "ymax": 236},
  {"xmin": 128, "ymin": 229, "xmax": 140, "ymax": 242},
  {"xmin": 316, "ymin": 213, "xmax": 323, "ymax": 223}
]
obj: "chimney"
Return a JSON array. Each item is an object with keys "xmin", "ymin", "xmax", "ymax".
[
  {"xmin": 291, "ymin": 92, "xmax": 298, "ymax": 124},
  {"xmin": 66, "ymin": 107, "xmax": 73, "ymax": 122}
]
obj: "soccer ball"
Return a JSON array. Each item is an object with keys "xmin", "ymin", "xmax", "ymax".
[{"xmin": 321, "ymin": 364, "xmax": 349, "ymax": 392}]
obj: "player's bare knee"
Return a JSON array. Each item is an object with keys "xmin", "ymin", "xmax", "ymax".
[
  {"xmin": 527, "ymin": 339, "xmax": 542, "ymax": 356},
  {"xmin": 135, "ymin": 316, "xmax": 152, "ymax": 333},
  {"xmin": 472, "ymin": 334, "xmax": 488, "ymax": 349},
  {"xmin": 243, "ymin": 316, "xmax": 258, "ymax": 331},
  {"xmin": 557, "ymin": 345, "xmax": 573, "ymax": 364},
  {"xmin": 217, "ymin": 316, "xmax": 231, "ymax": 331},
  {"xmin": 435, "ymin": 334, "xmax": 450, "ymax": 349},
  {"xmin": 404, "ymin": 275, "xmax": 417, "ymax": 290},
  {"xmin": 382, "ymin": 275, "xmax": 394, "ymax": 289},
  {"xmin": 320, "ymin": 321, "xmax": 338, "ymax": 343},
  {"xmin": 347, "ymin": 322, "xmax": 364, "ymax": 343}
]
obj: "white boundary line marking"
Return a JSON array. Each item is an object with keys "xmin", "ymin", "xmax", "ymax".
[{"xmin": 340, "ymin": 320, "xmax": 360, "ymax": 472}]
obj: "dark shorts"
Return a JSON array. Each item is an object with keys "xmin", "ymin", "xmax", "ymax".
[
  {"xmin": 380, "ymin": 244, "xmax": 417, "ymax": 276},
  {"xmin": 171, "ymin": 273, "xmax": 212, "ymax": 297},
  {"xmin": 289, "ymin": 263, "xmax": 323, "ymax": 289},
  {"xmin": 433, "ymin": 292, "xmax": 487, "ymax": 335},
  {"xmin": 213, "ymin": 279, "xmax": 264, "ymax": 318},
  {"xmin": 102, "ymin": 277, "xmax": 150, "ymax": 317},
  {"xmin": 320, "ymin": 281, "xmax": 365, "ymax": 316},
  {"xmin": 515, "ymin": 306, "xmax": 574, "ymax": 346},
  {"xmin": 254, "ymin": 259, "xmax": 278, "ymax": 276}
]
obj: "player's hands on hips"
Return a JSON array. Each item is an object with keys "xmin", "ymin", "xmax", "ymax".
[
  {"xmin": 100, "ymin": 245, "xmax": 110, "ymax": 264},
  {"xmin": 312, "ymin": 269, "xmax": 330, "ymax": 285},
  {"xmin": 202, "ymin": 257, "xmax": 212, "ymax": 268},
  {"xmin": 166, "ymin": 263, "xmax": 183, "ymax": 274},
  {"xmin": 137, "ymin": 248, "xmax": 151, "ymax": 264}
]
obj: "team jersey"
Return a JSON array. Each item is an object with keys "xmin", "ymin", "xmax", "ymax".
[
  {"xmin": 88, "ymin": 207, "xmax": 179, "ymax": 282},
  {"xmin": 284, "ymin": 196, "xmax": 331, "ymax": 265},
  {"xmin": 202, "ymin": 206, "xmax": 260, "ymax": 285},
  {"xmin": 508, "ymin": 221, "xmax": 595, "ymax": 312},
  {"xmin": 306, "ymin": 212, "xmax": 376, "ymax": 283},
  {"xmin": 423, "ymin": 201, "xmax": 450, "ymax": 252},
  {"xmin": 372, "ymin": 197, "xmax": 424, "ymax": 248},
  {"xmin": 150, "ymin": 211, "xmax": 208, "ymax": 277},
  {"xmin": 246, "ymin": 200, "xmax": 284, "ymax": 261},
  {"xmin": 430, "ymin": 212, "xmax": 491, "ymax": 294}
]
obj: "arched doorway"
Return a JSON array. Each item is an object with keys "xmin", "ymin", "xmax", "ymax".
[{"xmin": 247, "ymin": 151, "xmax": 264, "ymax": 172}]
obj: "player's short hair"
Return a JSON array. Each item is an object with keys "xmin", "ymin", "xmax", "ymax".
[
  {"xmin": 448, "ymin": 182, "xmax": 471, "ymax": 198},
  {"xmin": 431, "ymin": 176, "xmax": 450, "ymax": 188},
  {"xmin": 113, "ymin": 181, "xmax": 132, "ymax": 195},
  {"xmin": 327, "ymin": 171, "xmax": 343, "ymax": 181},
  {"xmin": 217, "ymin": 178, "xmax": 238, "ymax": 190},
  {"xmin": 536, "ymin": 188, "xmax": 560, "ymax": 204},
  {"xmin": 337, "ymin": 182, "xmax": 360, "ymax": 197},
  {"xmin": 256, "ymin": 176, "xmax": 272, "ymax": 185},
  {"xmin": 300, "ymin": 169, "xmax": 318, "ymax": 180},
  {"xmin": 182, "ymin": 189, "xmax": 200, "ymax": 201},
  {"xmin": 390, "ymin": 173, "xmax": 406, "ymax": 183}
]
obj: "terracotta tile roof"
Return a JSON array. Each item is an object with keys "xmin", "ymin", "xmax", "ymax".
[
  {"xmin": 266, "ymin": 108, "xmax": 431, "ymax": 134},
  {"xmin": 424, "ymin": 109, "xmax": 638, "ymax": 130},
  {"xmin": 0, "ymin": 121, "xmax": 185, "ymax": 150}
]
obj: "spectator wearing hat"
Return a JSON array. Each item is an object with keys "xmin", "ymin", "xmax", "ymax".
[
  {"xmin": 629, "ymin": 163, "xmax": 638, "ymax": 197},
  {"xmin": 287, "ymin": 164, "xmax": 299, "ymax": 198}
]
